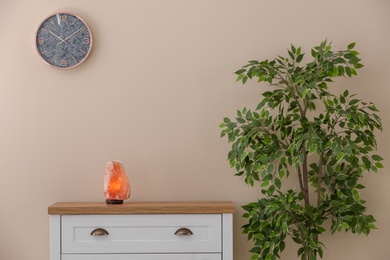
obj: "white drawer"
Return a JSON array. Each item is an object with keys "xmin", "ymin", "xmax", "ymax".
[
  {"xmin": 62, "ymin": 254, "xmax": 221, "ymax": 260},
  {"xmin": 62, "ymin": 214, "xmax": 221, "ymax": 254}
]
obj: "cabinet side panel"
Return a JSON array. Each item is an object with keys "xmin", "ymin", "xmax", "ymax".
[
  {"xmin": 222, "ymin": 213, "xmax": 233, "ymax": 260},
  {"xmin": 50, "ymin": 215, "xmax": 61, "ymax": 260}
]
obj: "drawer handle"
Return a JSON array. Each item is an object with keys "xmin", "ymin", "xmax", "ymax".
[
  {"xmin": 90, "ymin": 228, "xmax": 109, "ymax": 236},
  {"xmin": 174, "ymin": 227, "xmax": 193, "ymax": 236}
]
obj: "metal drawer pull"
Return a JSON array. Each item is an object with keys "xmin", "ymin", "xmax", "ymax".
[
  {"xmin": 174, "ymin": 227, "xmax": 193, "ymax": 236},
  {"xmin": 90, "ymin": 228, "xmax": 109, "ymax": 236}
]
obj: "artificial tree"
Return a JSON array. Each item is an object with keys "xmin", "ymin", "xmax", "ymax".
[{"xmin": 220, "ymin": 40, "xmax": 383, "ymax": 260}]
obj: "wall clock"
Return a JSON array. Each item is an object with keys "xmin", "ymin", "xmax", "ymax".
[{"xmin": 35, "ymin": 12, "xmax": 92, "ymax": 69}]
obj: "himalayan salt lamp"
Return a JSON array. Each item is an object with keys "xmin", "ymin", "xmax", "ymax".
[{"xmin": 104, "ymin": 160, "xmax": 130, "ymax": 204}]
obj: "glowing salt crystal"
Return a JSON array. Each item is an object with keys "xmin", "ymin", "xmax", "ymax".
[{"xmin": 104, "ymin": 160, "xmax": 130, "ymax": 204}]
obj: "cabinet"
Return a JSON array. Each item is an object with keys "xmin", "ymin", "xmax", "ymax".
[{"xmin": 48, "ymin": 201, "xmax": 234, "ymax": 260}]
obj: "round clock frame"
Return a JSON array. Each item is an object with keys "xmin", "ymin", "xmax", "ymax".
[{"xmin": 35, "ymin": 12, "xmax": 93, "ymax": 70}]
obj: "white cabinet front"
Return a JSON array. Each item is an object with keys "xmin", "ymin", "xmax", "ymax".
[
  {"xmin": 62, "ymin": 254, "xmax": 221, "ymax": 260},
  {"xmin": 62, "ymin": 214, "xmax": 221, "ymax": 254}
]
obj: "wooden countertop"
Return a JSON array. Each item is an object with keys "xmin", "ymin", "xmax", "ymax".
[{"xmin": 48, "ymin": 201, "xmax": 235, "ymax": 215}]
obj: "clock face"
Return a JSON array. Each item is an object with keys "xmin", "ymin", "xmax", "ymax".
[{"xmin": 36, "ymin": 13, "xmax": 92, "ymax": 69}]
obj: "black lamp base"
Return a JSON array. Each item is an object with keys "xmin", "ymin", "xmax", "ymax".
[{"xmin": 106, "ymin": 199, "xmax": 124, "ymax": 204}]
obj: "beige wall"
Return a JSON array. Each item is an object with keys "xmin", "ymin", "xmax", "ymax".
[{"xmin": 1, "ymin": 0, "xmax": 389, "ymax": 259}]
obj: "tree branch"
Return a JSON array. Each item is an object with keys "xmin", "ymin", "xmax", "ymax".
[
  {"xmin": 317, "ymin": 153, "xmax": 324, "ymax": 206},
  {"xmin": 302, "ymin": 152, "xmax": 309, "ymax": 206},
  {"xmin": 297, "ymin": 165, "xmax": 309, "ymax": 205}
]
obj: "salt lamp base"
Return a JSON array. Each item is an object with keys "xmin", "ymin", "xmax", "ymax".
[{"xmin": 106, "ymin": 199, "xmax": 124, "ymax": 204}]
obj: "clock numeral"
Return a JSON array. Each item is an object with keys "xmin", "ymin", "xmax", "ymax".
[
  {"xmin": 79, "ymin": 49, "xmax": 87, "ymax": 55},
  {"xmin": 41, "ymin": 50, "xmax": 50, "ymax": 56},
  {"xmin": 61, "ymin": 15, "xmax": 68, "ymax": 23},
  {"xmin": 72, "ymin": 57, "xmax": 78, "ymax": 63},
  {"xmin": 38, "ymin": 38, "xmax": 45, "ymax": 45},
  {"xmin": 60, "ymin": 60, "xmax": 68, "ymax": 67},
  {"xmin": 72, "ymin": 18, "xmax": 77, "ymax": 25},
  {"xmin": 83, "ymin": 38, "xmax": 90, "ymax": 45}
]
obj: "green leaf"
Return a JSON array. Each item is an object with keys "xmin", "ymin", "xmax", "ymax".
[
  {"xmin": 254, "ymin": 233, "xmax": 265, "ymax": 240},
  {"xmin": 308, "ymin": 144, "xmax": 316, "ymax": 155},
  {"xmin": 355, "ymin": 184, "xmax": 366, "ymax": 189},
  {"xmin": 355, "ymin": 224, "xmax": 362, "ymax": 234},
  {"xmin": 368, "ymin": 105, "xmax": 379, "ymax": 112},
  {"xmin": 297, "ymin": 247, "xmax": 304, "ymax": 256},
  {"xmin": 347, "ymin": 42, "xmax": 356, "ymax": 50},
  {"xmin": 372, "ymin": 155, "xmax": 383, "ymax": 161},
  {"xmin": 354, "ymin": 63, "xmax": 364, "ymax": 69},
  {"xmin": 316, "ymin": 226, "xmax": 326, "ymax": 233},
  {"xmin": 278, "ymin": 168, "xmax": 286, "ymax": 179},
  {"xmin": 349, "ymin": 99, "xmax": 360, "ymax": 106},
  {"xmin": 236, "ymin": 74, "xmax": 245, "ymax": 82},
  {"xmin": 281, "ymin": 222, "xmax": 288, "ymax": 233},
  {"xmin": 296, "ymin": 47, "xmax": 301, "ymax": 55},
  {"xmin": 375, "ymin": 162, "xmax": 384, "ymax": 168},
  {"xmin": 352, "ymin": 189, "xmax": 360, "ymax": 201},
  {"xmin": 267, "ymin": 185, "xmax": 275, "ymax": 196},
  {"xmin": 336, "ymin": 174, "xmax": 348, "ymax": 181},
  {"xmin": 275, "ymin": 178, "xmax": 281, "ymax": 189},
  {"xmin": 235, "ymin": 68, "xmax": 246, "ymax": 75},
  {"xmin": 346, "ymin": 67, "xmax": 352, "ymax": 77},
  {"xmin": 265, "ymin": 254, "xmax": 275, "ymax": 260},
  {"xmin": 288, "ymin": 50, "xmax": 295, "ymax": 60},
  {"xmin": 261, "ymin": 181, "xmax": 270, "ymax": 187},
  {"xmin": 242, "ymin": 106, "xmax": 247, "ymax": 115},
  {"xmin": 342, "ymin": 222, "xmax": 350, "ymax": 229},
  {"xmin": 296, "ymin": 54, "xmax": 304, "ymax": 62},
  {"xmin": 344, "ymin": 145, "xmax": 352, "ymax": 154},
  {"xmin": 327, "ymin": 99, "xmax": 334, "ymax": 107},
  {"xmin": 267, "ymin": 203, "xmax": 279, "ymax": 209},
  {"xmin": 242, "ymin": 76, "xmax": 248, "ymax": 84},
  {"xmin": 291, "ymin": 44, "xmax": 296, "ymax": 54},
  {"xmin": 336, "ymin": 152, "xmax": 344, "ymax": 162},
  {"xmin": 362, "ymin": 156, "xmax": 371, "ymax": 170},
  {"xmin": 236, "ymin": 117, "xmax": 245, "ymax": 124},
  {"xmin": 258, "ymin": 74, "xmax": 266, "ymax": 82},
  {"xmin": 280, "ymin": 240, "xmax": 286, "ymax": 252},
  {"xmin": 267, "ymin": 164, "xmax": 274, "ymax": 174}
]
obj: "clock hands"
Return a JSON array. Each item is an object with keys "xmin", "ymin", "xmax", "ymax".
[
  {"xmin": 48, "ymin": 30, "xmax": 67, "ymax": 44},
  {"xmin": 57, "ymin": 27, "xmax": 86, "ymax": 45},
  {"xmin": 45, "ymin": 26, "xmax": 86, "ymax": 46}
]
